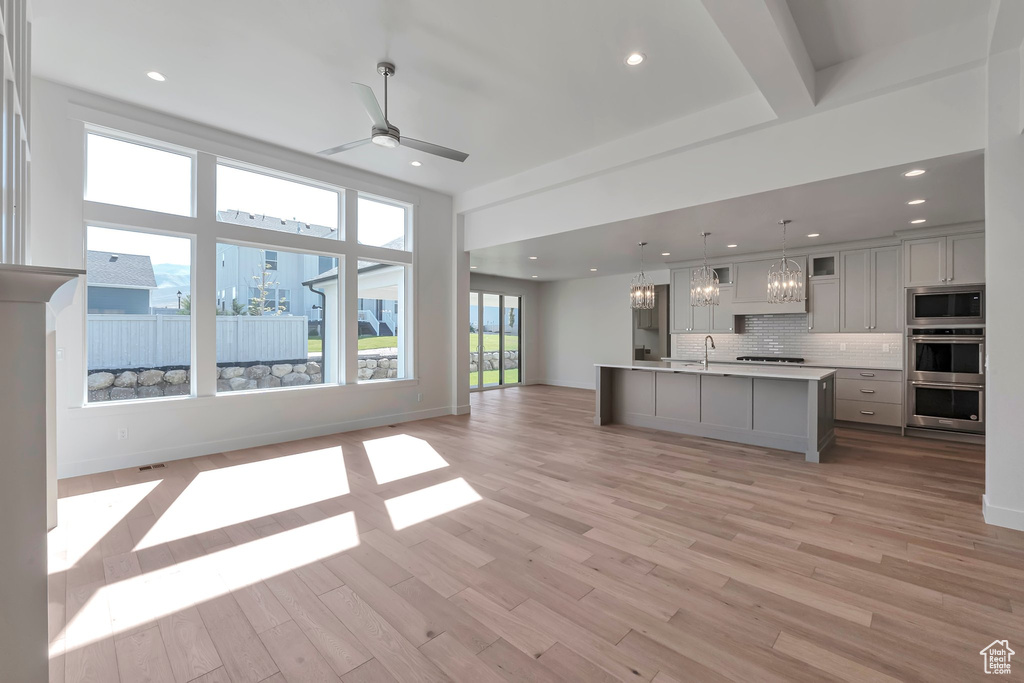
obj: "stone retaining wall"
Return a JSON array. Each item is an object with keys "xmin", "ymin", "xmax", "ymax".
[
  {"xmin": 358, "ymin": 354, "xmax": 400, "ymax": 380},
  {"xmin": 87, "ymin": 361, "xmax": 323, "ymax": 401},
  {"xmin": 469, "ymin": 350, "xmax": 518, "ymax": 373}
]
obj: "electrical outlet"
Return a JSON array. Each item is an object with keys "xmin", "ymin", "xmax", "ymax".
[
  {"xmin": 883, "ymin": 343, "xmax": 890, "ymax": 353},
  {"xmin": 117, "ymin": 427, "xmax": 129, "ymax": 441},
  {"xmin": 840, "ymin": 343, "xmax": 847, "ymax": 351},
  {"xmin": 56, "ymin": 347, "xmax": 64, "ymax": 361},
  {"xmin": 416, "ymin": 393, "xmax": 423, "ymax": 403}
]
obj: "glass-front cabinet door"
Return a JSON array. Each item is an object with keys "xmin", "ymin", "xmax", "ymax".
[{"xmin": 470, "ymin": 291, "xmax": 522, "ymax": 390}]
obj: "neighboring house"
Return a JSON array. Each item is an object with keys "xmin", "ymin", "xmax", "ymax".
[
  {"xmin": 217, "ymin": 210, "xmax": 403, "ymax": 332},
  {"xmin": 304, "ymin": 261, "xmax": 402, "ymax": 337},
  {"xmin": 86, "ymin": 250, "xmax": 157, "ymax": 314}
]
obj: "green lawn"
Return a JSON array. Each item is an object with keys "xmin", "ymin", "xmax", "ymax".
[
  {"xmin": 470, "ymin": 369, "xmax": 519, "ymax": 387},
  {"xmin": 308, "ymin": 336, "xmax": 322, "ymax": 353},
  {"xmin": 471, "ymin": 332, "xmax": 518, "ymax": 352},
  {"xmin": 358, "ymin": 335, "xmax": 398, "ymax": 350}
]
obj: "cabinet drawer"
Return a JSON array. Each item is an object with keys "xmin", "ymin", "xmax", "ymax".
[
  {"xmin": 835, "ymin": 369, "xmax": 902, "ymax": 382},
  {"xmin": 837, "ymin": 379, "xmax": 902, "ymax": 404},
  {"xmin": 836, "ymin": 399, "xmax": 902, "ymax": 426}
]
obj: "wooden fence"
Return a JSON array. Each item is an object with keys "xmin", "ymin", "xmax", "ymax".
[{"xmin": 87, "ymin": 314, "xmax": 308, "ymax": 369}]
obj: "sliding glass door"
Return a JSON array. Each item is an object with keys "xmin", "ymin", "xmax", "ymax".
[{"xmin": 470, "ymin": 291, "xmax": 522, "ymax": 390}]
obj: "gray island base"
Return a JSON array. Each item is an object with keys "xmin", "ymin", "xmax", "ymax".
[{"xmin": 595, "ymin": 361, "xmax": 836, "ymax": 463}]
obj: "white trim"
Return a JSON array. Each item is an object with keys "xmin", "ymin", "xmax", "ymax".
[
  {"xmin": 536, "ymin": 379, "xmax": 593, "ymax": 390},
  {"xmin": 57, "ymin": 404, "xmax": 452, "ymax": 479},
  {"xmin": 982, "ymin": 494, "xmax": 1024, "ymax": 532}
]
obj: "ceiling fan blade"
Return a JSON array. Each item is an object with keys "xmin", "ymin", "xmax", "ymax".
[
  {"xmin": 352, "ymin": 82, "xmax": 388, "ymax": 129},
  {"xmin": 402, "ymin": 136, "xmax": 469, "ymax": 162},
  {"xmin": 317, "ymin": 138, "xmax": 372, "ymax": 156}
]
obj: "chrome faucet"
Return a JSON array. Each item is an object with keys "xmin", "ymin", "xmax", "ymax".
[{"xmin": 703, "ymin": 335, "xmax": 716, "ymax": 369}]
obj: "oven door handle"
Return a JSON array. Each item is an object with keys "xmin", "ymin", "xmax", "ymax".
[
  {"xmin": 909, "ymin": 380, "xmax": 985, "ymax": 389},
  {"xmin": 909, "ymin": 337, "xmax": 985, "ymax": 343}
]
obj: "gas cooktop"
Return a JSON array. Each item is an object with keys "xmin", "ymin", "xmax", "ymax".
[{"xmin": 736, "ymin": 356, "xmax": 805, "ymax": 364}]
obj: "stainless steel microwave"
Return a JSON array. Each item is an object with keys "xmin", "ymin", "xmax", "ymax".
[{"xmin": 907, "ymin": 285, "xmax": 985, "ymax": 326}]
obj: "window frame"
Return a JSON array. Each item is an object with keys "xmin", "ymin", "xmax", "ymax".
[{"xmin": 75, "ymin": 121, "xmax": 419, "ymax": 411}]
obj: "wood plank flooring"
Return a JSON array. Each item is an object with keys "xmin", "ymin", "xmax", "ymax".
[{"xmin": 48, "ymin": 385, "xmax": 1023, "ymax": 682}]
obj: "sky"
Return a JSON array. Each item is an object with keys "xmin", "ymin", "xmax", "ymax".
[
  {"xmin": 87, "ymin": 226, "xmax": 191, "ymax": 266},
  {"xmin": 85, "ymin": 132, "xmax": 406, "ymax": 250}
]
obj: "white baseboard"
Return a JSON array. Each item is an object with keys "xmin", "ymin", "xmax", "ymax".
[
  {"xmin": 452, "ymin": 404, "xmax": 471, "ymax": 415},
  {"xmin": 983, "ymin": 494, "xmax": 1024, "ymax": 532},
  {"xmin": 58, "ymin": 405, "xmax": 454, "ymax": 479},
  {"xmin": 535, "ymin": 379, "xmax": 594, "ymax": 390}
]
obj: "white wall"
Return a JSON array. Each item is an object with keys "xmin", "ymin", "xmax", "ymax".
[
  {"xmin": 537, "ymin": 270, "xmax": 669, "ymax": 389},
  {"xmin": 469, "ymin": 273, "xmax": 541, "ymax": 385},
  {"xmin": 984, "ymin": 39, "xmax": 1024, "ymax": 530},
  {"xmin": 31, "ymin": 79, "xmax": 456, "ymax": 478}
]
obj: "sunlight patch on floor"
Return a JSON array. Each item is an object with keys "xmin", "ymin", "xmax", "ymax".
[
  {"xmin": 384, "ymin": 477, "xmax": 482, "ymax": 530},
  {"xmin": 136, "ymin": 447, "xmax": 350, "ymax": 550},
  {"xmin": 48, "ymin": 480, "xmax": 161, "ymax": 575},
  {"xmin": 53, "ymin": 511, "xmax": 359, "ymax": 656},
  {"xmin": 363, "ymin": 434, "xmax": 449, "ymax": 485}
]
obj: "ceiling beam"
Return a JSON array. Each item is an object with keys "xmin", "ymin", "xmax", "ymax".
[{"xmin": 700, "ymin": 0, "xmax": 815, "ymax": 117}]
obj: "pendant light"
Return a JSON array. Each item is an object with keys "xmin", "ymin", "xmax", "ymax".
[
  {"xmin": 767, "ymin": 219, "xmax": 804, "ymax": 303},
  {"xmin": 690, "ymin": 232, "xmax": 719, "ymax": 307},
  {"xmin": 630, "ymin": 241, "xmax": 656, "ymax": 310}
]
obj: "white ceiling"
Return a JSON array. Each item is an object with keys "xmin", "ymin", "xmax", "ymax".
[
  {"xmin": 786, "ymin": 0, "xmax": 991, "ymax": 71},
  {"xmin": 32, "ymin": 0, "xmax": 756, "ymax": 195},
  {"xmin": 469, "ymin": 151, "xmax": 984, "ymax": 281}
]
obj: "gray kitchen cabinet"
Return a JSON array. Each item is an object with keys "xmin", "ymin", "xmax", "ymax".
[
  {"xmin": 840, "ymin": 249, "xmax": 871, "ymax": 332},
  {"xmin": 711, "ymin": 285, "xmax": 737, "ymax": 333},
  {"xmin": 947, "ymin": 233, "xmax": 985, "ymax": 285},
  {"xmin": 690, "ymin": 300, "xmax": 711, "ymax": 333},
  {"xmin": 731, "ymin": 255, "xmax": 807, "ymax": 314},
  {"xmin": 841, "ymin": 246, "xmax": 900, "ymax": 332},
  {"xmin": 871, "ymin": 246, "xmax": 901, "ymax": 332},
  {"xmin": 808, "ymin": 278, "xmax": 840, "ymax": 333},
  {"xmin": 903, "ymin": 233, "xmax": 984, "ymax": 286},
  {"xmin": 670, "ymin": 268, "xmax": 692, "ymax": 333}
]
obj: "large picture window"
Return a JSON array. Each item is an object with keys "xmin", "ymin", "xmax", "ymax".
[
  {"xmin": 215, "ymin": 243, "xmax": 337, "ymax": 392},
  {"xmin": 86, "ymin": 226, "xmax": 193, "ymax": 402},
  {"xmin": 86, "ymin": 133, "xmax": 193, "ymax": 216},
  {"xmin": 358, "ymin": 260, "xmax": 407, "ymax": 380}
]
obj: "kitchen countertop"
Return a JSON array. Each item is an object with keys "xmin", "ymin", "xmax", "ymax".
[
  {"xmin": 662, "ymin": 357, "xmax": 902, "ymax": 371},
  {"xmin": 596, "ymin": 360, "xmax": 836, "ymax": 381}
]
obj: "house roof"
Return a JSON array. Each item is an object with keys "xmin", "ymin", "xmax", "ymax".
[
  {"xmin": 216, "ymin": 210, "xmax": 338, "ymax": 239},
  {"xmin": 86, "ymin": 250, "xmax": 157, "ymax": 288}
]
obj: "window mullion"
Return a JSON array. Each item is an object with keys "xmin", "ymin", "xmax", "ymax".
[{"xmin": 193, "ymin": 152, "xmax": 218, "ymax": 397}]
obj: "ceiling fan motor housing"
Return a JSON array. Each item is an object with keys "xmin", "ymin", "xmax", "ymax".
[{"xmin": 371, "ymin": 124, "xmax": 401, "ymax": 148}]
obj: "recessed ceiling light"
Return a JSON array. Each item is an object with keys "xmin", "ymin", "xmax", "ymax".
[
  {"xmin": 807, "ymin": 233, "xmax": 820, "ymax": 238},
  {"xmin": 907, "ymin": 198, "xmax": 925, "ymax": 205},
  {"xmin": 910, "ymin": 219, "xmax": 927, "ymax": 224},
  {"xmin": 625, "ymin": 52, "xmax": 645, "ymax": 66},
  {"xmin": 146, "ymin": 71, "xmax": 166, "ymax": 82},
  {"xmin": 531, "ymin": 275, "xmax": 538, "ymax": 278},
  {"xmin": 590, "ymin": 268, "xmax": 598, "ymax": 272},
  {"xmin": 661, "ymin": 252, "xmax": 671, "ymax": 256},
  {"xmin": 469, "ymin": 265, "xmax": 477, "ymax": 269},
  {"xmin": 903, "ymin": 169, "xmax": 926, "ymax": 177},
  {"xmin": 528, "ymin": 256, "xmax": 538, "ymax": 260},
  {"xmin": 727, "ymin": 244, "xmax": 738, "ymax": 248},
  {"xmin": 410, "ymin": 161, "xmax": 422, "ymax": 167}
]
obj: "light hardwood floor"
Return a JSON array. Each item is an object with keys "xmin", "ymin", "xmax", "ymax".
[{"xmin": 48, "ymin": 385, "xmax": 1022, "ymax": 682}]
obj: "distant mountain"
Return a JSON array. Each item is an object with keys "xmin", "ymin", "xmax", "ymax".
[{"xmin": 152, "ymin": 263, "xmax": 191, "ymax": 308}]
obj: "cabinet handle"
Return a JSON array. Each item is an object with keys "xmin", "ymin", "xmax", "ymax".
[
  {"xmin": 860, "ymin": 410, "xmax": 875, "ymax": 415},
  {"xmin": 860, "ymin": 372, "xmax": 875, "ymax": 377},
  {"xmin": 860, "ymin": 389, "xmax": 875, "ymax": 394}
]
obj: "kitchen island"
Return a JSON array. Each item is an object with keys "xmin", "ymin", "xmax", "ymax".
[{"xmin": 595, "ymin": 361, "xmax": 836, "ymax": 462}]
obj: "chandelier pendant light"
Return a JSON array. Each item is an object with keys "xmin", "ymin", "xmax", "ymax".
[
  {"xmin": 630, "ymin": 241, "xmax": 656, "ymax": 310},
  {"xmin": 767, "ymin": 219, "xmax": 804, "ymax": 303},
  {"xmin": 690, "ymin": 231, "xmax": 720, "ymax": 307}
]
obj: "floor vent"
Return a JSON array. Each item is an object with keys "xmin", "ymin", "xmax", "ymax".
[{"xmin": 138, "ymin": 463, "xmax": 167, "ymax": 471}]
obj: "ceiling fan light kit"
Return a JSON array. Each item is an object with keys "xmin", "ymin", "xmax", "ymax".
[{"xmin": 318, "ymin": 62, "xmax": 469, "ymax": 162}]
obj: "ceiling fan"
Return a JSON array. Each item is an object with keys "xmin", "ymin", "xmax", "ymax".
[{"xmin": 318, "ymin": 62, "xmax": 469, "ymax": 163}]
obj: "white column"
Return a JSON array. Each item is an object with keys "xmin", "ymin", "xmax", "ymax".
[{"xmin": 0, "ymin": 265, "xmax": 81, "ymax": 683}]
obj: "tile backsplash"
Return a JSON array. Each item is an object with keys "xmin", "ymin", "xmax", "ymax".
[{"xmin": 672, "ymin": 314, "xmax": 903, "ymax": 368}]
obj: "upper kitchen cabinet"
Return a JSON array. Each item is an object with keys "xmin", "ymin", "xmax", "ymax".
[
  {"xmin": 670, "ymin": 267, "xmax": 736, "ymax": 333},
  {"xmin": 711, "ymin": 285, "xmax": 737, "ymax": 333},
  {"xmin": 732, "ymin": 256, "xmax": 807, "ymax": 314},
  {"xmin": 808, "ymin": 278, "xmax": 840, "ymax": 333},
  {"xmin": 904, "ymin": 233, "xmax": 984, "ymax": 286},
  {"xmin": 670, "ymin": 268, "xmax": 693, "ymax": 333},
  {"xmin": 841, "ymin": 246, "xmax": 901, "ymax": 332}
]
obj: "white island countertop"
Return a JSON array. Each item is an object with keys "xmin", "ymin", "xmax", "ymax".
[{"xmin": 595, "ymin": 360, "xmax": 836, "ymax": 381}]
